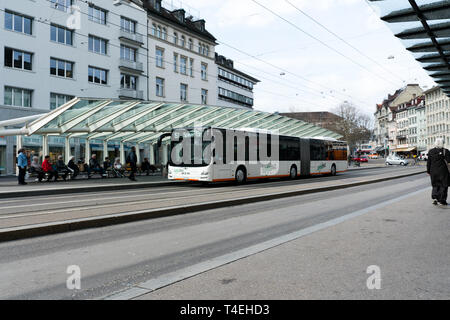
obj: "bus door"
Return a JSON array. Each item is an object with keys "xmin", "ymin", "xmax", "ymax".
[{"xmin": 300, "ymin": 139, "xmax": 310, "ymax": 177}]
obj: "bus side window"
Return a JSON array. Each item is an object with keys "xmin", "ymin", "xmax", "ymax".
[
  {"xmin": 234, "ymin": 136, "xmax": 238, "ymax": 162},
  {"xmin": 245, "ymin": 136, "xmax": 249, "ymax": 162}
]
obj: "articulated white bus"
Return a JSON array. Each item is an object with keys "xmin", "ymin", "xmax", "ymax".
[{"xmin": 167, "ymin": 127, "xmax": 348, "ymax": 183}]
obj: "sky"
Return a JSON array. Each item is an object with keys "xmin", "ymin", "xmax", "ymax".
[{"xmin": 164, "ymin": 0, "xmax": 437, "ymax": 118}]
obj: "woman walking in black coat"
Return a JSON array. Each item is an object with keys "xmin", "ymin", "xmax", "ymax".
[{"xmin": 427, "ymin": 138, "xmax": 450, "ymax": 206}]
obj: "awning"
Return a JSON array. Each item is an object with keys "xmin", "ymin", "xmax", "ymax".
[
  {"xmin": 394, "ymin": 147, "xmax": 417, "ymax": 152},
  {"xmin": 374, "ymin": 146, "xmax": 386, "ymax": 152},
  {"xmin": 368, "ymin": 0, "xmax": 450, "ymax": 97}
]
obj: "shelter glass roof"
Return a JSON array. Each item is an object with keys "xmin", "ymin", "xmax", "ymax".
[{"xmin": 24, "ymin": 98, "xmax": 342, "ymax": 143}]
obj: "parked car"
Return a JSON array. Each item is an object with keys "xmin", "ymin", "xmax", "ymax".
[
  {"xmin": 385, "ymin": 155, "xmax": 409, "ymax": 166},
  {"xmin": 352, "ymin": 155, "xmax": 368, "ymax": 163},
  {"xmin": 368, "ymin": 153, "xmax": 379, "ymax": 159}
]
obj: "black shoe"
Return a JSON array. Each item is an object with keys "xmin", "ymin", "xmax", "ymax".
[
  {"xmin": 433, "ymin": 200, "xmax": 438, "ymax": 205},
  {"xmin": 439, "ymin": 201, "xmax": 448, "ymax": 206}
]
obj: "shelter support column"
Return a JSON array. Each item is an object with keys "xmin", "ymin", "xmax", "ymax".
[
  {"xmin": 16, "ymin": 135, "xmax": 23, "ymax": 151},
  {"xmin": 149, "ymin": 143, "xmax": 155, "ymax": 165},
  {"xmin": 120, "ymin": 142, "xmax": 125, "ymax": 164},
  {"xmin": 136, "ymin": 143, "xmax": 141, "ymax": 165},
  {"xmin": 64, "ymin": 136, "xmax": 71, "ymax": 162},
  {"xmin": 85, "ymin": 139, "xmax": 91, "ymax": 164},
  {"xmin": 42, "ymin": 135, "xmax": 49, "ymax": 157},
  {"xmin": 103, "ymin": 140, "xmax": 108, "ymax": 161}
]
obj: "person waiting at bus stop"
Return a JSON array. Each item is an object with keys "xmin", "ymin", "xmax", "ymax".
[
  {"xmin": 17, "ymin": 148, "xmax": 28, "ymax": 185},
  {"xmin": 42, "ymin": 155, "xmax": 58, "ymax": 182},
  {"xmin": 427, "ymin": 138, "xmax": 450, "ymax": 206},
  {"xmin": 127, "ymin": 146, "xmax": 138, "ymax": 181},
  {"xmin": 88, "ymin": 154, "xmax": 105, "ymax": 178},
  {"xmin": 67, "ymin": 156, "xmax": 79, "ymax": 180}
]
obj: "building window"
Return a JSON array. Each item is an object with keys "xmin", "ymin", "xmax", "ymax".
[
  {"xmin": 189, "ymin": 58, "xmax": 194, "ymax": 77},
  {"xmin": 50, "ymin": 0, "xmax": 73, "ymax": 12},
  {"xmin": 120, "ymin": 45, "xmax": 136, "ymax": 61},
  {"xmin": 89, "ymin": 35, "xmax": 107, "ymax": 55},
  {"xmin": 156, "ymin": 77, "xmax": 165, "ymax": 97},
  {"xmin": 50, "ymin": 24, "xmax": 73, "ymax": 45},
  {"xmin": 50, "ymin": 58, "xmax": 74, "ymax": 78},
  {"xmin": 121, "ymin": 17, "xmax": 136, "ymax": 33},
  {"xmin": 152, "ymin": 23, "xmax": 157, "ymax": 37},
  {"xmin": 4, "ymin": 48, "xmax": 32, "ymax": 71},
  {"xmin": 180, "ymin": 84, "xmax": 188, "ymax": 102},
  {"xmin": 156, "ymin": 48, "xmax": 164, "ymax": 68},
  {"xmin": 181, "ymin": 36, "xmax": 185, "ymax": 47},
  {"xmin": 157, "ymin": 25, "xmax": 161, "ymax": 38},
  {"xmin": 201, "ymin": 63, "xmax": 207, "ymax": 80},
  {"xmin": 201, "ymin": 89, "xmax": 208, "ymax": 105},
  {"xmin": 173, "ymin": 32, "xmax": 178, "ymax": 45},
  {"xmin": 5, "ymin": 11, "xmax": 32, "ymax": 35},
  {"xmin": 188, "ymin": 38, "xmax": 193, "ymax": 50},
  {"xmin": 180, "ymin": 56, "xmax": 187, "ymax": 74},
  {"xmin": 173, "ymin": 53, "xmax": 178, "ymax": 72},
  {"xmin": 162, "ymin": 27, "xmax": 167, "ymax": 40},
  {"xmin": 50, "ymin": 93, "xmax": 74, "ymax": 110},
  {"xmin": 4, "ymin": 86, "xmax": 32, "ymax": 107},
  {"xmin": 88, "ymin": 66, "xmax": 108, "ymax": 85},
  {"xmin": 88, "ymin": 5, "xmax": 107, "ymax": 25},
  {"xmin": 120, "ymin": 74, "xmax": 137, "ymax": 90}
]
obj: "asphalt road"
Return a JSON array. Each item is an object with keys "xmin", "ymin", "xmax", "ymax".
[{"xmin": 0, "ymin": 169, "xmax": 431, "ymax": 299}]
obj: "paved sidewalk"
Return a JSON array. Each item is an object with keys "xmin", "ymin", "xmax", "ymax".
[
  {"xmin": 0, "ymin": 174, "xmax": 173, "ymax": 198},
  {"xmin": 137, "ymin": 188, "xmax": 450, "ymax": 300}
]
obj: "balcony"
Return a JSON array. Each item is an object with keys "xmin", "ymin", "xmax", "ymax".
[
  {"xmin": 119, "ymin": 59, "xmax": 144, "ymax": 73},
  {"xmin": 119, "ymin": 30, "xmax": 144, "ymax": 45},
  {"xmin": 117, "ymin": 89, "xmax": 144, "ymax": 100}
]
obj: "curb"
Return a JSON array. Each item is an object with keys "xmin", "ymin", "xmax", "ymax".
[
  {"xmin": 0, "ymin": 165, "xmax": 400, "ymax": 199},
  {"xmin": 0, "ymin": 170, "xmax": 426, "ymax": 242},
  {"xmin": 0, "ymin": 180, "xmax": 176, "ymax": 199}
]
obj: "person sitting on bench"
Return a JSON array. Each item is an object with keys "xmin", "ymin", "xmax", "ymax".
[
  {"xmin": 88, "ymin": 154, "xmax": 104, "ymax": 178},
  {"xmin": 56, "ymin": 155, "xmax": 69, "ymax": 181},
  {"xmin": 67, "ymin": 156, "xmax": 79, "ymax": 180},
  {"xmin": 42, "ymin": 155, "xmax": 58, "ymax": 182},
  {"xmin": 30, "ymin": 156, "xmax": 44, "ymax": 182}
]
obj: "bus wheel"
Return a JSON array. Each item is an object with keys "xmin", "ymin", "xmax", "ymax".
[
  {"xmin": 289, "ymin": 165, "xmax": 297, "ymax": 179},
  {"xmin": 331, "ymin": 164, "xmax": 337, "ymax": 176},
  {"xmin": 235, "ymin": 167, "xmax": 247, "ymax": 184}
]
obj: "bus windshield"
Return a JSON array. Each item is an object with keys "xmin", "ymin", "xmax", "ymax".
[{"xmin": 169, "ymin": 129, "xmax": 212, "ymax": 167}]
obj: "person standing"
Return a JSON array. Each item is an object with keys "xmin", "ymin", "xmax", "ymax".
[
  {"xmin": 127, "ymin": 146, "xmax": 138, "ymax": 181},
  {"xmin": 17, "ymin": 148, "xmax": 28, "ymax": 185},
  {"xmin": 427, "ymin": 138, "xmax": 450, "ymax": 206}
]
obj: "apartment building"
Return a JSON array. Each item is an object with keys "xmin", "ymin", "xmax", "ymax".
[
  {"xmin": 215, "ymin": 53, "xmax": 260, "ymax": 109},
  {"xmin": 143, "ymin": 0, "xmax": 217, "ymax": 105},
  {"xmin": 373, "ymin": 84, "xmax": 423, "ymax": 155},
  {"xmin": 395, "ymin": 95, "xmax": 426, "ymax": 152},
  {"xmin": 425, "ymin": 86, "xmax": 450, "ymax": 149},
  {"xmin": 0, "ymin": 0, "xmax": 148, "ymax": 174}
]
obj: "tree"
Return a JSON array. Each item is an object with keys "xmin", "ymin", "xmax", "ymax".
[{"xmin": 330, "ymin": 102, "xmax": 373, "ymax": 152}]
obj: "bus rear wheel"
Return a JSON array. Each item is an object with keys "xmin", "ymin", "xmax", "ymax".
[
  {"xmin": 289, "ymin": 165, "xmax": 297, "ymax": 179},
  {"xmin": 331, "ymin": 164, "xmax": 337, "ymax": 176},
  {"xmin": 235, "ymin": 167, "xmax": 247, "ymax": 184}
]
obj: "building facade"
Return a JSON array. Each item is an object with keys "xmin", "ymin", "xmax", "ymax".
[
  {"xmin": 0, "ymin": 0, "xmax": 260, "ymax": 174},
  {"xmin": 144, "ymin": 0, "xmax": 218, "ymax": 105},
  {"xmin": 373, "ymin": 84, "xmax": 423, "ymax": 155},
  {"xmin": 215, "ymin": 53, "xmax": 259, "ymax": 109},
  {"xmin": 425, "ymin": 86, "xmax": 450, "ymax": 149}
]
